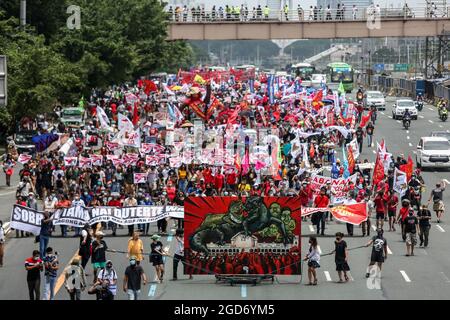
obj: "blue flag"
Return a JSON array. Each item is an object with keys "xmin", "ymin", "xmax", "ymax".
[
  {"xmin": 32, "ymin": 133, "xmax": 59, "ymax": 153},
  {"xmin": 342, "ymin": 146, "xmax": 350, "ymax": 178},
  {"xmin": 331, "ymin": 150, "xmax": 340, "ymax": 179}
]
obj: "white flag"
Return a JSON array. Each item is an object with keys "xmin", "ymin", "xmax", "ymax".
[
  {"xmin": 118, "ymin": 113, "xmax": 134, "ymax": 132},
  {"xmin": 393, "ymin": 168, "xmax": 408, "ymax": 196},
  {"xmin": 96, "ymin": 106, "xmax": 110, "ymax": 130}
]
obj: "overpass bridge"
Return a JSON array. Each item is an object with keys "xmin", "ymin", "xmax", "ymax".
[{"xmin": 166, "ymin": 7, "xmax": 450, "ymax": 40}]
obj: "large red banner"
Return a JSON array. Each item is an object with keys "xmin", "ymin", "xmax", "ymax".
[{"xmin": 184, "ymin": 197, "xmax": 302, "ymax": 275}]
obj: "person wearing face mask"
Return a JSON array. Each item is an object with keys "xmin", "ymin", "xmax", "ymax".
[
  {"xmin": 127, "ymin": 231, "xmax": 144, "ymax": 265},
  {"xmin": 25, "ymin": 250, "xmax": 44, "ymax": 300},
  {"xmin": 72, "ymin": 194, "xmax": 86, "ymax": 237},
  {"xmin": 91, "ymin": 260, "xmax": 117, "ymax": 300},
  {"xmin": 304, "ymin": 236, "xmax": 320, "ymax": 285},
  {"xmin": 404, "ymin": 209, "xmax": 419, "ymax": 256},
  {"xmin": 123, "ymin": 256, "xmax": 147, "ymax": 300},
  {"xmin": 91, "ymin": 232, "xmax": 108, "ymax": 281},
  {"xmin": 331, "ymin": 232, "xmax": 350, "ymax": 282},
  {"xmin": 138, "ymin": 195, "xmax": 153, "ymax": 234},
  {"xmin": 43, "ymin": 247, "xmax": 59, "ymax": 300},
  {"xmin": 365, "ymin": 229, "xmax": 388, "ymax": 278},
  {"xmin": 124, "ymin": 194, "xmax": 138, "ymax": 236}
]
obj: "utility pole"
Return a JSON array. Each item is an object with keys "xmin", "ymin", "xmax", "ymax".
[{"xmin": 20, "ymin": 0, "xmax": 26, "ymax": 27}]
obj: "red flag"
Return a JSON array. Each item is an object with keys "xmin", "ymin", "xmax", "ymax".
[
  {"xmin": 312, "ymin": 90, "xmax": 323, "ymax": 103},
  {"xmin": 359, "ymin": 110, "xmax": 373, "ymax": 128},
  {"xmin": 400, "ymin": 155, "xmax": 414, "ymax": 182},
  {"xmin": 347, "ymin": 145, "xmax": 355, "ymax": 174},
  {"xmin": 143, "ymin": 80, "xmax": 158, "ymax": 95},
  {"xmin": 132, "ymin": 101, "xmax": 140, "ymax": 126},
  {"xmin": 330, "ymin": 203, "xmax": 368, "ymax": 225},
  {"xmin": 372, "ymin": 153, "xmax": 385, "ymax": 187}
]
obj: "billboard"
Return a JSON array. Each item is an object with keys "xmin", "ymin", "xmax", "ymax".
[{"xmin": 184, "ymin": 196, "xmax": 302, "ymax": 275}]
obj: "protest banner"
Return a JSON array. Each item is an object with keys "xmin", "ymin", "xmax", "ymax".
[
  {"xmin": 301, "ymin": 203, "xmax": 368, "ymax": 225},
  {"xmin": 134, "ymin": 173, "xmax": 147, "ymax": 184},
  {"xmin": 310, "ymin": 173, "xmax": 358, "ymax": 204},
  {"xmin": 184, "ymin": 196, "xmax": 301, "ymax": 275},
  {"xmin": 393, "ymin": 168, "xmax": 408, "ymax": 196},
  {"xmin": 10, "ymin": 204, "xmax": 184, "ymax": 233}
]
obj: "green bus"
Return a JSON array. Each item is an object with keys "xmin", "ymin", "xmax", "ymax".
[{"xmin": 327, "ymin": 62, "xmax": 354, "ymax": 93}]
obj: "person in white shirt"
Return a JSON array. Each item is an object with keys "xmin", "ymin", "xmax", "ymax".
[
  {"xmin": 44, "ymin": 194, "xmax": 58, "ymax": 213},
  {"xmin": 94, "ymin": 260, "xmax": 117, "ymax": 300},
  {"xmin": 304, "ymin": 236, "xmax": 320, "ymax": 285},
  {"xmin": 72, "ymin": 195, "xmax": 86, "ymax": 236},
  {"xmin": 124, "ymin": 194, "xmax": 138, "ymax": 236},
  {"xmin": 352, "ymin": 5, "xmax": 358, "ymax": 20}
]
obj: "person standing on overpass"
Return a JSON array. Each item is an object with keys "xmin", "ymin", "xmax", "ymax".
[
  {"xmin": 284, "ymin": 4, "xmax": 289, "ymax": 21},
  {"xmin": 352, "ymin": 5, "xmax": 358, "ymax": 20},
  {"xmin": 264, "ymin": 5, "xmax": 270, "ymax": 20}
]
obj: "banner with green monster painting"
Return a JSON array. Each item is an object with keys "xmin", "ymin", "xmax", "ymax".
[{"xmin": 184, "ymin": 197, "xmax": 302, "ymax": 275}]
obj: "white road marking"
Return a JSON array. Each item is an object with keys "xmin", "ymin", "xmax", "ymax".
[
  {"xmin": 324, "ymin": 271, "xmax": 332, "ymax": 282},
  {"xmin": 440, "ymin": 272, "xmax": 450, "ymax": 283},
  {"xmin": 439, "ymin": 125, "xmax": 443, "ymax": 128},
  {"xmin": 148, "ymin": 284, "xmax": 157, "ymax": 296},
  {"xmin": 0, "ymin": 190, "xmax": 17, "ymax": 197},
  {"xmin": 372, "ymin": 150, "xmax": 376, "ymax": 154},
  {"xmin": 396, "ymin": 120, "xmax": 401, "ymax": 124},
  {"xmin": 447, "ymin": 130, "xmax": 450, "ymax": 133},
  {"xmin": 406, "ymin": 130, "xmax": 409, "ymax": 134},
  {"xmin": 347, "ymin": 272, "xmax": 354, "ymax": 281},
  {"xmin": 317, "ymin": 245, "xmax": 322, "ymax": 254},
  {"xmin": 3, "ymin": 222, "xmax": 10, "ymax": 234},
  {"xmin": 428, "ymin": 107, "xmax": 434, "ymax": 111},
  {"xmin": 309, "ymin": 225, "xmax": 314, "ymax": 232},
  {"xmin": 436, "ymin": 225, "xmax": 446, "ymax": 233},
  {"xmin": 422, "ymin": 249, "xmax": 428, "ymax": 255},
  {"xmin": 380, "ymin": 112, "xmax": 385, "ymax": 115},
  {"xmin": 387, "ymin": 246, "xmax": 393, "ymax": 255},
  {"xmin": 419, "ymin": 115, "xmax": 424, "ymax": 119},
  {"xmin": 407, "ymin": 136, "xmax": 410, "ymax": 140},
  {"xmin": 241, "ymin": 285, "xmax": 247, "ymax": 298},
  {"xmin": 409, "ymin": 143, "xmax": 413, "ymax": 147},
  {"xmin": 429, "ymin": 120, "xmax": 434, "ymax": 124},
  {"xmin": 371, "ymin": 225, "xmax": 377, "ymax": 231},
  {"xmin": 400, "ymin": 270, "xmax": 411, "ymax": 282},
  {"xmin": 388, "ymin": 116, "xmax": 392, "ymax": 119}
]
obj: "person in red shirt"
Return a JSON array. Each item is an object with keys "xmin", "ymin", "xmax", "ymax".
[
  {"xmin": 373, "ymin": 191, "xmax": 386, "ymax": 230},
  {"xmin": 214, "ymin": 171, "xmax": 224, "ymax": 193},
  {"xmin": 313, "ymin": 188, "xmax": 330, "ymax": 236},
  {"xmin": 387, "ymin": 190, "xmax": 399, "ymax": 232},
  {"xmin": 226, "ymin": 169, "xmax": 237, "ymax": 192},
  {"xmin": 108, "ymin": 195, "xmax": 122, "ymax": 236},
  {"xmin": 396, "ymin": 199, "xmax": 411, "ymax": 241}
]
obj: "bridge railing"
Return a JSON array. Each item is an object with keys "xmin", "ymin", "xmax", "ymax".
[
  {"xmin": 166, "ymin": 6, "xmax": 450, "ymax": 23},
  {"xmin": 374, "ymin": 75, "xmax": 450, "ymax": 104}
]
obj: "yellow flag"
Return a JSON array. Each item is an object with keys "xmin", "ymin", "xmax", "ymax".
[{"xmin": 194, "ymin": 74, "xmax": 206, "ymax": 85}]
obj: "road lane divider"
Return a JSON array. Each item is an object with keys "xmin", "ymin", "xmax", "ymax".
[
  {"xmin": 308, "ymin": 225, "xmax": 314, "ymax": 232},
  {"xmin": 407, "ymin": 136, "xmax": 410, "ymax": 140},
  {"xmin": 429, "ymin": 120, "xmax": 434, "ymax": 123},
  {"xmin": 409, "ymin": 143, "xmax": 413, "ymax": 147},
  {"xmin": 419, "ymin": 115, "xmax": 424, "ymax": 119},
  {"xmin": 324, "ymin": 271, "xmax": 332, "ymax": 282},
  {"xmin": 387, "ymin": 246, "xmax": 393, "ymax": 255},
  {"xmin": 440, "ymin": 272, "xmax": 450, "ymax": 283},
  {"xmin": 436, "ymin": 225, "xmax": 446, "ymax": 233},
  {"xmin": 400, "ymin": 270, "xmax": 411, "ymax": 282}
]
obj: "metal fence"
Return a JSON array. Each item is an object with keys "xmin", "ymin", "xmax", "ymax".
[
  {"xmin": 166, "ymin": 6, "xmax": 450, "ymax": 23},
  {"xmin": 372, "ymin": 75, "xmax": 450, "ymax": 102}
]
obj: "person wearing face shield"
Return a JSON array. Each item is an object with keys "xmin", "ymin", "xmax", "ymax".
[{"xmin": 123, "ymin": 256, "xmax": 147, "ymax": 300}]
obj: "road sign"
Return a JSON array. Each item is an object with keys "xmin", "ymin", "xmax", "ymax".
[
  {"xmin": 384, "ymin": 64, "xmax": 394, "ymax": 71},
  {"xmin": 0, "ymin": 55, "xmax": 6, "ymax": 106},
  {"xmin": 394, "ymin": 63, "xmax": 410, "ymax": 72},
  {"xmin": 373, "ymin": 64, "xmax": 384, "ymax": 73}
]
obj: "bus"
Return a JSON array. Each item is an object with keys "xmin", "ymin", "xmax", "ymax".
[
  {"xmin": 291, "ymin": 62, "xmax": 316, "ymax": 80},
  {"xmin": 327, "ymin": 62, "xmax": 354, "ymax": 93}
]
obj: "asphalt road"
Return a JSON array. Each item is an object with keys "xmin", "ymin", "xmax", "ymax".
[{"xmin": 1, "ymin": 95, "xmax": 449, "ymax": 300}]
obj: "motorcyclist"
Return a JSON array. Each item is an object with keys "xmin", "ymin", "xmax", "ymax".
[
  {"xmin": 403, "ymin": 108, "xmax": 411, "ymax": 127},
  {"xmin": 356, "ymin": 87, "xmax": 364, "ymax": 104},
  {"xmin": 416, "ymin": 93, "xmax": 423, "ymax": 101}
]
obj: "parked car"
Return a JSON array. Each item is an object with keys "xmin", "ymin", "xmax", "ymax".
[
  {"xmin": 364, "ymin": 91, "xmax": 386, "ymax": 110},
  {"xmin": 416, "ymin": 136, "xmax": 450, "ymax": 169},
  {"xmin": 14, "ymin": 130, "xmax": 37, "ymax": 154},
  {"xmin": 392, "ymin": 99, "xmax": 418, "ymax": 120}
]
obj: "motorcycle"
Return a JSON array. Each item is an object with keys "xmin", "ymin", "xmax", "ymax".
[
  {"xmin": 441, "ymin": 108, "xmax": 448, "ymax": 122},
  {"xmin": 416, "ymin": 100, "xmax": 423, "ymax": 111},
  {"xmin": 403, "ymin": 117, "xmax": 411, "ymax": 129}
]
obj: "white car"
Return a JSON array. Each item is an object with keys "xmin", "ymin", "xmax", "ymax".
[
  {"xmin": 392, "ymin": 99, "xmax": 418, "ymax": 120},
  {"xmin": 310, "ymin": 74, "xmax": 326, "ymax": 89},
  {"xmin": 364, "ymin": 91, "xmax": 386, "ymax": 110},
  {"xmin": 416, "ymin": 137, "xmax": 450, "ymax": 169}
]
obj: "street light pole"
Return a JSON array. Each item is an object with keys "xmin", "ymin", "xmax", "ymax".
[{"xmin": 20, "ymin": 0, "xmax": 26, "ymax": 27}]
